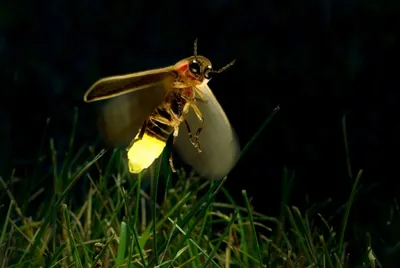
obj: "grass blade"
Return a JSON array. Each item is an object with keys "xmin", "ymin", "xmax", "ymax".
[
  {"xmin": 239, "ymin": 105, "xmax": 280, "ymax": 159},
  {"xmin": 242, "ymin": 190, "xmax": 264, "ymax": 267},
  {"xmin": 116, "ymin": 221, "xmax": 128, "ymax": 266},
  {"xmin": 338, "ymin": 169, "xmax": 363, "ymax": 259}
]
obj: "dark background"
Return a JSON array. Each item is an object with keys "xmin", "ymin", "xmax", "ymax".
[{"xmin": 1, "ymin": 0, "xmax": 399, "ymax": 265}]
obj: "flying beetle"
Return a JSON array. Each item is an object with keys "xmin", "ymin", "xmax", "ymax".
[{"xmin": 83, "ymin": 39, "xmax": 239, "ymax": 179}]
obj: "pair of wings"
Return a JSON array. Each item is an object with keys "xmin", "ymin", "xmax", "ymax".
[{"xmin": 84, "ymin": 65, "xmax": 240, "ymax": 179}]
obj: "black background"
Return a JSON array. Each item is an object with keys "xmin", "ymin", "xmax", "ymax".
[{"xmin": 1, "ymin": 0, "xmax": 399, "ymax": 265}]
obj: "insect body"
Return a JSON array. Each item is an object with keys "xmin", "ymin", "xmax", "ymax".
[
  {"xmin": 84, "ymin": 40, "xmax": 239, "ymax": 179},
  {"xmin": 126, "ymin": 67, "xmax": 203, "ymax": 174}
]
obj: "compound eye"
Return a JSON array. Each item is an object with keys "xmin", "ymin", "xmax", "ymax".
[
  {"xmin": 204, "ymin": 65, "xmax": 213, "ymax": 79},
  {"xmin": 189, "ymin": 60, "xmax": 201, "ymax": 75}
]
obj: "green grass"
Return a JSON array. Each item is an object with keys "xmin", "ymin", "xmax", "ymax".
[{"xmin": 0, "ymin": 107, "xmax": 381, "ymax": 267}]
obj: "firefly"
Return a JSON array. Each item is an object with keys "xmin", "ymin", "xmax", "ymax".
[{"xmin": 83, "ymin": 39, "xmax": 239, "ymax": 179}]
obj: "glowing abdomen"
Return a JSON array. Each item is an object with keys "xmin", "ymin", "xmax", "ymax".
[
  {"xmin": 127, "ymin": 131, "xmax": 167, "ymax": 173},
  {"xmin": 127, "ymin": 107, "xmax": 176, "ymax": 174}
]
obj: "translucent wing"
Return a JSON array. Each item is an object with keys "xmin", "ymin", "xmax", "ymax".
[
  {"xmin": 84, "ymin": 66, "xmax": 176, "ymax": 102},
  {"xmin": 174, "ymin": 82, "xmax": 240, "ymax": 179},
  {"xmin": 99, "ymin": 86, "xmax": 164, "ymax": 146},
  {"xmin": 84, "ymin": 67, "xmax": 177, "ymax": 146}
]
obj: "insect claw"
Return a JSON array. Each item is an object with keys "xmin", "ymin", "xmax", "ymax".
[{"xmin": 189, "ymin": 136, "xmax": 202, "ymax": 153}]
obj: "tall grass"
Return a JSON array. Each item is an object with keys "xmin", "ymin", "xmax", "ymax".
[{"xmin": 0, "ymin": 107, "xmax": 380, "ymax": 267}]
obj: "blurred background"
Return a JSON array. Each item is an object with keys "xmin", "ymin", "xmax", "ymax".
[{"xmin": 1, "ymin": 0, "xmax": 399, "ymax": 265}]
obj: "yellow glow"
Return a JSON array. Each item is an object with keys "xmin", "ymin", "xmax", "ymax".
[{"xmin": 127, "ymin": 132, "xmax": 166, "ymax": 173}]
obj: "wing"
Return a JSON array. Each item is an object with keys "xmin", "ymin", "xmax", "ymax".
[
  {"xmin": 174, "ymin": 83, "xmax": 240, "ymax": 180},
  {"xmin": 84, "ymin": 67, "xmax": 177, "ymax": 147},
  {"xmin": 84, "ymin": 66, "xmax": 176, "ymax": 102},
  {"xmin": 99, "ymin": 86, "xmax": 166, "ymax": 147}
]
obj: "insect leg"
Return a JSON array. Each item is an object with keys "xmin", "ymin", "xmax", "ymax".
[
  {"xmin": 180, "ymin": 102, "xmax": 201, "ymax": 152},
  {"xmin": 183, "ymin": 119, "xmax": 194, "ymax": 141},
  {"xmin": 190, "ymin": 103, "xmax": 204, "ymax": 151},
  {"xmin": 173, "ymin": 81, "xmax": 189, "ymax": 88},
  {"xmin": 168, "ymin": 127, "xmax": 180, "ymax": 173},
  {"xmin": 184, "ymin": 117, "xmax": 202, "ymax": 153}
]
